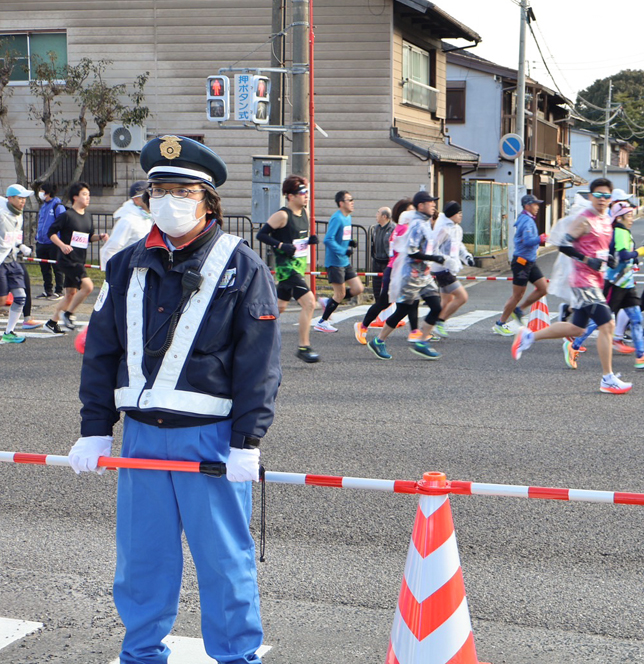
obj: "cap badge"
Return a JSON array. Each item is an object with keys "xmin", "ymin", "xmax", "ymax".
[{"xmin": 159, "ymin": 135, "xmax": 182, "ymax": 160}]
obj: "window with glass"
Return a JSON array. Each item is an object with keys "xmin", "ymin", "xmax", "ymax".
[
  {"xmin": 0, "ymin": 32, "xmax": 67, "ymax": 82},
  {"xmin": 446, "ymin": 82, "xmax": 466, "ymax": 123},
  {"xmin": 402, "ymin": 41, "xmax": 435, "ymax": 111}
]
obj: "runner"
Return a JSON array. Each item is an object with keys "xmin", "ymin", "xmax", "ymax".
[
  {"xmin": 0, "ymin": 184, "xmax": 34, "ymax": 344},
  {"xmin": 44, "ymin": 181, "xmax": 108, "ymax": 333},
  {"xmin": 315, "ymin": 190, "xmax": 364, "ymax": 333},
  {"xmin": 367, "ymin": 190, "xmax": 446, "ymax": 360},
  {"xmin": 512, "ymin": 178, "xmax": 633, "ymax": 394},
  {"xmin": 566, "ymin": 201, "xmax": 644, "ymax": 369},
  {"xmin": 256, "ymin": 174, "xmax": 319, "ymax": 363},
  {"xmin": 430, "ymin": 201, "xmax": 475, "ymax": 337},
  {"xmin": 353, "ymin": 198, "xmax": 420, "ymax": 344},
  {"xmin": 493, "ymin": 194, "xmax": 548, "ymax": 336}
]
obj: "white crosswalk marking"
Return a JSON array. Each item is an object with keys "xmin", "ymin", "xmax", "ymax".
[
  {"xmin": 0, "ymin": 617, "xmax": 42, "ymax": 650},
  {"xmin": 108, "ymin": 638, "xmax": 271, "ymax": 663}
]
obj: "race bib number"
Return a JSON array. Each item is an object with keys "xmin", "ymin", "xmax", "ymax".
[
  {"xmin": 293, "ymin": 238, "xmax": 310, "ymax": 259},
  {"xmin": 342, "ymin": 225, "xmax": 352, "ymax": 241},
  {"xmin": 450, "ymin": 242, "xmax": 459, "ymax": 258},
  {"xmin": 70, "ymin": 231, "xmax": 89, "ymax": 248},
  {"xmin": 94, "ymin": 281, "xmax": 109, "ymax": 312},
  {"xmin": 4, "ymin": 231, "xmax": 22, "ymax": 245}
]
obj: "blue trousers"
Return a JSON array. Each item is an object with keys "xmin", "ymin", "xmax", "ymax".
[{"xmin": 114, "ymin": 417, "xmax": 262, "ymax": 664}]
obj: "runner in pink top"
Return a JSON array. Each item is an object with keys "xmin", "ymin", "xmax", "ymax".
[
  {"xmin": 511, "ymin": 178, "xmax": 632, "ymax": 395},
  {"xmin": 353, "ymin": 199, "xmax": 420, "ymax": 344}
]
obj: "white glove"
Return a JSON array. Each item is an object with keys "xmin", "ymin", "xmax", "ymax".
[
  {"xmin": 226, "ymin": 447, "xmax": 260, "ymax": 482},
  {"xmin": 18, "ymin": 244, "xmax": 32, "ymax": 257},
  {"xmin": 68, "ymin": 435, "xmax": 113, "ymax": 475}
]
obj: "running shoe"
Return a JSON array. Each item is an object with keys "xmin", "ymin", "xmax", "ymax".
[
  {"xmin": 613, "ymin": 340, "xmax": 635, "ymax": 354},
  {"xmin": 562, "ymin": 339, "xmax": 579, "ymax": 370},
  {"xmin": 600, "ymin": 374, "xmax": 633, "ymax": 394},
  {"xmin": 314, "ymin": 318, "xmax": 337, "ymax": 333},
  {"xmin": 36, "ymin": 291, "xmax": 50, "ymax": 299},
  {"xmin": 634, "ymin": 355, "xmax": 644, "ymax": 370},
  {"xmin": 512, "ymin": 307, "xmax": 525, "ymax": 324},
  {"xmin": 409, "ymin": 341, "xmax": 441, "ymax": 360},
  {"xmin": 407, "ymin": 329, "xmax": 423, "ymax": 343},
  {"xmin": 557, "ymin": 303, "xmax": 571, "ymax": 323},
  {"xmin": 368, "ymin": 337, "xmax": 392, "ymax": 360},
  {"xmin": 353, "ymin": 322, "xmax": 368, "ymax": 345},
  {"xmin": 22, "ymin": 319, "xmax": 43, "ymax": 330},
  {"xmin": 492, "ymin": 321, "xmax": 513, "ymax": 336},
  {"xmin": 433, "ymin": 322, "xmax": 449, "ymax": 338},
  {"xmin": 49, "ymin": 292, "xmax": 64, "ymax": 300},
  {"xmin": 511, "ymin": 326, "xmax": 534, "ymax": 360},
  {"xmin": 45, "ymin": 320, "xmax": 66, "ymax": 335},
  {"xmin": 2, "ymin": 331, "xmax": 25, "ymax": 343},
  {"xmin": 61, "ymin": 311, "xmax": 77, "ymax": 330},
  {"xmin": 296, "ymin": 346, "xmax": 320, "ymax": 363},
  {"xmin": 565, "ymin": 336, "xmax": 587, "ymax": 352}
]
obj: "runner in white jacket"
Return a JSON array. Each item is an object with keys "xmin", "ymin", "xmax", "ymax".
[
  {"xmin": 100, "ymin": 181, "xmax": 152, "ymax": 270},
  {"xmin": 430, "ymin": 201, "xmax": 475, "ymax": 337}
]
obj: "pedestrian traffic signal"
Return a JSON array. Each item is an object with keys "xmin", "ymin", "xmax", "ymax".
[
  {"xmin": 206, "ymin": 75, "xmax": 230, "ymax": 122},
  {"xmin": 250, "ymin": 76, "xmax": 270, "ymax": 125}
]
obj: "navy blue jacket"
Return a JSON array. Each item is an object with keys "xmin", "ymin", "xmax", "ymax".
[
  {"xmin": 79, "ymin": 224, "xmax": 282, "ymax": 448},
  {"xmin": 513, "ymin": 210, "xmax": 541, "ymax": 262},
  {"xmin": 36, "ymin": 197, "xmax": 66, "ymax": 244}
]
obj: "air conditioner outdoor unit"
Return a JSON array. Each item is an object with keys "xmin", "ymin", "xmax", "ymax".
[{"xmin": 111, "ymin": 124, "xmax": 146, "ymax": 152}]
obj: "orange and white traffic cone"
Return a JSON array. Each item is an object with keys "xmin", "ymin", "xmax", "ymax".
[
  {"xmin": 385, "ymin": 472, "xmax": 489, "ymax": 664},
  {"xmin": 527, "ymin": 296, "xmax": 550, "ymax": 333}
]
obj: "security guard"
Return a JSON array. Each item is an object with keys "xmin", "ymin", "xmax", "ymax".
[{"xmin": 67, "ymin": 135, "xmax": 281, "ymax": 664}]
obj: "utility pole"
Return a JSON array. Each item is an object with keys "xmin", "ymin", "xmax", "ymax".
[
  {"xmin": 291, "ymin": 0, "xmax": 310, "ymax": 179},
  {"xmin": 268, "ymin": 0, "xmax": 286, "ymax": 156},
  {"xmin": 602, "ymin": 79, "xmax": 613, "ymax": 179},
  {"xmin": 516, "ymin": 0, "xmax": 528, "ymax": 187}
]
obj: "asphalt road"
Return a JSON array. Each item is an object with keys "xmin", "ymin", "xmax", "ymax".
[{"xmin": 2, "ymin": 230, "xmax": 644, "ymax": 663}]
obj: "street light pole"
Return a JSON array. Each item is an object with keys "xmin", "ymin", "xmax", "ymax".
[
  {"xmin": 516, "ymin": 0, "xmax": 528, "ymax": 188},
  {"xmin": 602, "ymin": 79, "xmax": 613, "ymax": 179}
]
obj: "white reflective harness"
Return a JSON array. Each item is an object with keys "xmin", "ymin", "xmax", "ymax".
[{"xmin": 114, "ymin": 233, "xmax": 242, "ymax": 416}]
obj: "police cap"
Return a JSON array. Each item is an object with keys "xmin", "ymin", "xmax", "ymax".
[{"xmin": 140, "ymin": 135, "xmax": 228, "ymax": 190}]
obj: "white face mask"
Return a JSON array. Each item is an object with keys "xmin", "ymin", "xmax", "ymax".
[
  {"xmin": 38, "ymin": 191, "xmax": 46, "ymax": 202},
  {"xmin": 149, "ymin": 195, "xmax": 206, "ymax": 238}
]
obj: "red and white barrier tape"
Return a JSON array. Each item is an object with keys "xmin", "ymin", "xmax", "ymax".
[
  {"xmin": 21, "ymin": 256, "xmax": 101, "ymax": 270},
  {"xmin": 2, "ymin": 452, "xmax": 644, "ymax": 506}
]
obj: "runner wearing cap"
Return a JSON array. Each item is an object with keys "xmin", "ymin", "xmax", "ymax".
[
  {"xmin": 99, "ymin": 181, "xmax": 153, "ymax": 270},
  {"xmin": 565, "ymin": 201, "xmax": 644, "ymax": 370},
  {"xmin": 367, "ymin": 190, "xmax": 447, "ymax": 360},
  {"xmin": 0, "ymin": 184, "xmax": 35, "ymax": 343},
  {"xmin": 512, "ymin": 178, "xmax": 632, "ymax": 394},
  {"xmin": 430, "ymin": 201, "xmax": 475, "ymax": 337},
  {"xmin": 493, "ymin": 193, "xmax": 548, "ymax": 336},
  {"xmin": 256, "ymin": 174, "xmax": 319, "ymax": 363}
]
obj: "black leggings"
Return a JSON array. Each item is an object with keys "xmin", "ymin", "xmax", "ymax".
[
  {"xmin": 385, "ymin": 294, "xmax": 441, "ymax": 329},
  {"xmin": 363, "ymin": 267, "xmax": 419, "ymax": 329}
]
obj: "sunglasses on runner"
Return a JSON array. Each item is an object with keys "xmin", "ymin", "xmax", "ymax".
[{"xmin": 591, "ymin": 192, "xmax": 612, "ymax": 200}]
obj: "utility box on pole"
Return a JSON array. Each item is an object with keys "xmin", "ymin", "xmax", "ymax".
[{"xmin": 251, "ymin": 155, "xmax": 288, "ymax": 226}]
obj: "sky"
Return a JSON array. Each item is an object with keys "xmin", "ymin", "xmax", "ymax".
[{"xmin": 442, "ymin": 0, "xmax": 644, "ymax": 100}]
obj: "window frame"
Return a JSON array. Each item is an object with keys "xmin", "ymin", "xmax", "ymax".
[
  {"xmin": 401, "ymin": 40, "xmax": 437, "ymax": 113},
  {"xmin": 446, "ymin": 81, "xmax": 466, "ymax": 123},
  {"xmin": 0, "ymin": 30, "xmax": 67, "ymax": 85}
]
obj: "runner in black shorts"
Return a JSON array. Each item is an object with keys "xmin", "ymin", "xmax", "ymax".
[
  {"xmin": 45, "ymin": 181, "xmax": 109, "ymax": 334},
  {"xmin": 493, "ymin": 194, "xmax": 548, "ymax": 336},
  {"xmin": 256, "ymin": 174, "xmax": 319, "ymax": 363}
]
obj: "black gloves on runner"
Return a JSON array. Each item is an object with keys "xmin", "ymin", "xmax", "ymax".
[
  {"xmin": 308, "ymin": 235, "xmax": 319, "ymax": 245},
  {"xmin": 348, "ymin": 239, "xmax": 357, "ymax": 248},
  {"xmin": 280, "ymin": 243, "xmax": 297, "ymax": 257},
  {"xmin": 345, "ymin": 247, "xmax": 354, "ymax": 257}
]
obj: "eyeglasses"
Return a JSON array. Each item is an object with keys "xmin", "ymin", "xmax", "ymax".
[
  {"xmin": 591, "ymin": 192, "xmax": 612, "ymax": 200},
  {"xmin": 343, "ymin": 198, "xmax": 354, "ymax": 203},
  {"xmin": 148, "ymin": 187, "xmax": 206, "ymax": 199}
]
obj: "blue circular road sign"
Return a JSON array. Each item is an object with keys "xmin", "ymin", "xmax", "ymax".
[{"xmin": 499, "ymin": 133, "xmax": 524, "ymax": 161}]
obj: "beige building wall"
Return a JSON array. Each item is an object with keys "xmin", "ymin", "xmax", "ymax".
[{"xmin": 0, "ymin": 0, "xmax": 439, "ymax": 229}]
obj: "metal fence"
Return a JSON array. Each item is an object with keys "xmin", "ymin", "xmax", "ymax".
[{"xmin": 24, "ymin": 210, "xmax": 371, "ymax": 275}]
